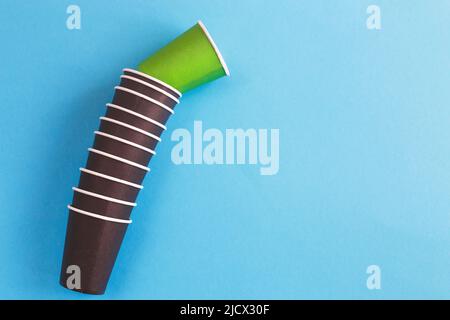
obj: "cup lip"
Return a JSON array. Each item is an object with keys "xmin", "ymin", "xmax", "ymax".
[
  {"xmin": 197, "ymin": 20, "xmax": 230, "ymax": 77},
  {"xmin": 72, "ymin": 187, "xmax": 137, "ymax": 207},
  {"xmin": 88, "ymin": 148, "xmax": 150, "ymax": 172},
  {"xmin": 95, "ymin": 131, "xmax": 156, "ymax": 155},
  {"xmin": 68, "ymin": 205, "xmax": 132, "ymax": 224},
  {"xmin": 80, "ymin": 167, "xmax": 143, "ymax": 189}
]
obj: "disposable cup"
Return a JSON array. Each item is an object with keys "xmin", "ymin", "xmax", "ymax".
[
  {"xmin": 72, "ymin": 187, "xmax": 135, "ymax": 221},
  {"xmin": 93, "ymin": 131, "xmax": 154, "ymax": 166},
  {"xmin": 78, "ymin": 168, "xmax": 141, "ymax": 201},
  {"xmin": 105, "ymin": 104, "xmax": 165, "ymax": 138},
  {"xmin": 119, "ymin": 75, "xmax": 179, "ymax": 108},
  {"xmin": 99, "ymin": 117, "xmax": 159, "ymax": 151},
  {"xmin": 112, "ymin": 88, "xmax": 172, "ymax": 125},
  {"xmin": 138, "ymin": 21, "xmax": 229, "ymax": 93},
  {"xmin": 85, "ymin": 149, "xmax": 149, "ymax": 185},
  {"xmin": 60, "ymin": 209, "xmax": 129, "ymax": 295}
]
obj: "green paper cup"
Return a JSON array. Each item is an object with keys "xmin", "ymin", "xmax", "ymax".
[{"xmin": 138, "ymin": 20, "xmax": 230, "ymax": 93}]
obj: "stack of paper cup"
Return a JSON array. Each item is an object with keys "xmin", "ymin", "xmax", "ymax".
[
  {"xmin": 60, "ymin": 21, "xmax": 229, "ymax": 294},
  {"xmin": 60, "ymin": 69, "xmax": 181, "ymax": 294}
]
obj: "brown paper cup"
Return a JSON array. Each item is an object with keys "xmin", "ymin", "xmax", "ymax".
[
  {"xmin": 98, "ymin": 117, "xmax": 160, "ymax": 152},
  {"xmin": 85, "ymin": 150, "xmax": 148, "ymax": 185},
  {"xmin": 60, "ymin": 210, "xmax": 129, "ymax": 295},
  {"xmin": 119, "ymin": 75, "xmax": 178, "ymax": 109},
  {"xmin": 93, "ymin": 131, "xmax": 154, "ymax": 166},
  {"xmin": 112, "ymin": 88, "xmax": 173, "ymax": 125},
  {"xmin": 122, "ymin": 68, "xmax": 181, "ymax": 99},
  {"xmin": 78, "ymin": 168, "xmax": 142, "ymax": 201},
  {"xmin": 105, "ymin": 104, "xmax": 165, "ymax": 138}
]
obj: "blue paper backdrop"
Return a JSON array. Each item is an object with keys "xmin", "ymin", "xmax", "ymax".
[{"xmin": 0, "ymin": 0, "xmax": 449, "ymax": 299}]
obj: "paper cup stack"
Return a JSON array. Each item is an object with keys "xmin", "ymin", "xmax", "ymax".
[
  {"xmin": 60, "ymin": 21, "xmax": 229, "ymax": 295},
  {"xmin": 60, "ymin": 69, "xmax": 181, "ymax": 294}
]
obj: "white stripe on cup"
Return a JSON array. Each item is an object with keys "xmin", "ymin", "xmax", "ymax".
[
  {"xmin": 115, "ymin": 86, "xmax": 175, "ymax": 115},
  {"xmin": 72, "ymin": 187, "xmax": 137, "ymax": 207},
  {"xmin": 95, "ymin": 131, "xmax": 156, "ymax": 155},
  {"xmin": 122, "ymin": 68, "xmax": 182, "ymax": 98},
  {"xmin": 106, "ymin": 103, "xmax": 166, "ymax": 130},
  {"xmin": 88, "ymin": 148, "xmax": 150, "ymax": 171},
  {"xmin": 100, "ymin": 116, "xmax": 161, "ymax": 142},
  {"xmin": 68, "ymin": 205, "xmax": 132, "ymax": 224},
  {"xmin": 120, "ymin": 75, "xmax": 180, "ymax": 104},
  {"xmin": 80, "ymin": 168, "xmax": 143, "ymax": 189}
]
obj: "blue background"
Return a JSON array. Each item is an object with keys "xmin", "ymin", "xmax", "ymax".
[{"xmin": 0, "ymin": 1, "xmax": 449, "ymax": 299}]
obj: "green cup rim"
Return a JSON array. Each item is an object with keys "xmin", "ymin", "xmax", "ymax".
[{"xmin": 197, "ymin": 20, "xmax": 230, "ymax": 77}]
